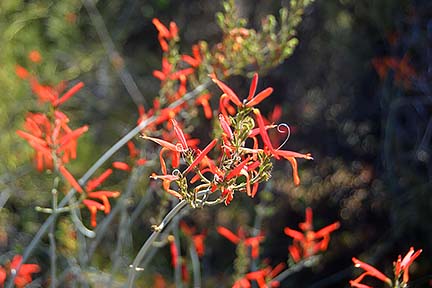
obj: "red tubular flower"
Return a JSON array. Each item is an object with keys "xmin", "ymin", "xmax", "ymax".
[
  {"xmin": 219, "ymin": 114, "xmax": 233, "ymax": 140},
  {"xmin": 59, "ymin": 165, "xmax": 83, "ymax": 193},
  {"xmin": 172, "ymin": 119, "xmax": 188, "ymax": 150},
  {"xmin": 350, "ymin": 257, "xmax": 392, "ymax": 287},
  {"xmin": 53, "ymin": 82, "xmax": 84, "ymax": 107},
  {"xmin": 169, "ymin": 236, "xmax": 178, "ymax": 267},
  {"xmin": 196, "ymin": 93, "xmax": 213, "ymax": 119},
  {"xmin": 0, "ymin": 266, "xmax": 5, "ymax": 286},
  {"xmin": 181, "ymin": 44, "xmax": 202, "ymax": 68},
  {"xmin": 217, "ymin": 226, "xmax": 241, "ymax": 244},
  {"xmin": 152, "ymin": 18, "xmax": 178, "ymax": 51},
  {"xmin": 351, "ymin": 247, "xmax": 422, "ymax": 288},
  {"xmin": 87, "ymin": 191, "xmax": 120, "ymax": 214},
  {"xmin": 252, "ymin": 108, "xmax": 312, "ymax": 186},
  {"xmin": 284, "ymin": 208, "xmax": 339, "ymax": 262},
  {"xmin": 85, "ymin": 168, "xmax": 113, "ymax": 192},
  {"xmin": 394, "ymin": 247, "xmax": 422, "ymax": 284},
  {"xmin": 83, "ymin": 199, "xmax": 105, "ymax": 227},
  {"xmin": 183, "ymin": 139, "xmax": 217, "ymax": 175},
  {"xmin": 29, "ymin": 79, "xmax": 84, "ymax": 106},
  {"xmin": 211, "ymin": 72, "xmax": 274, "ymax": 109},
  {"xmin": 245, "ymin": 263, "xmax": 284, "ymax": 288},
  {"xmin": 180, "ymin": 222, "xmax": 206, "ymax": 257},
  {"xmin": 17, "ymin": 111, "xmax": 88, "ymax": 171},
  {"xmin": 10, "ymin": 255, "xmax": 40, "ymax": 288},
  {"xmin": 218, "ymin": 226, "xmax": 265, "ymax": 259},
  {"xmin": 244, "ymin": 235, "xmax": 265, "ymax": 259},
  {"xmin": 232, "ymin": 277, "xmax": 251, "ymax": 288},
  {"xmin": 112, "ymin": 161, "xmax": 131, "ymax": 171}
]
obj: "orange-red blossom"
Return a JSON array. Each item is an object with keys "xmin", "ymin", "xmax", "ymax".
[
  {"xmin": 59, "ymin": 167, "xmax": 120, "ymax": 227},
  {"xmin": 211, "ymin": 73, "xmax": 312, "ymax": 186},
  {"xmin": 284, "ymin": 208, "xmax": 340, "ymax": 262},
  {"xmin": 0, "ymin": 255, "xmax": 40, "ymax": 288},
  {"xmin": 350, "ymin": 247, "xmax": 422, "ymax": 288},
  {"xmin": 16, "ymin": 111, "xmax": 88, "ymax": 171},
  {"xmin": 217, "ymin": 226, "xmax": 264, "ymax": 259},
  {"xmin": 180, "ymin": 221, "xmax": 206, "ymax": 257}
]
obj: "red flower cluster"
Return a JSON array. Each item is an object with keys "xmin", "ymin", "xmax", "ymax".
[
  {"xmin": 17, "ymin": 111, "xmax": 88, "ymax": 171},
  {"xmin": 0, "ymin": 255, "xmax": 40, "ymax": 288},
  {"xmin": 16, "ymin": 57, "xmax": 87, "ymax": 172},
  {"xmin": 232, "ymin": 263, "xmax": 285, "ymax": 288},
  {"xmin": 60, "ymin": 167, "xmax": 120, "ymax": 227},
  {"xmin": 371, "ymin": 54, "xmax": 416, "ymax": 89},
  {"xmin": 152, "ymin": 18, "xmax": 178, "ymax": 52},
  {"xmin": 350, "ymin": 247, "xmax": 422, "ymax": 288},
  {"xmin": 284, "ymin": 208, "xmax": 340, "ymax": 262},
  {"xmin": 146, "ymin": 72, "xmax": 311, "ymax": 206},
  {"xmin": 16, "ymin": 56, "xmax": 123, "ymax": 228},
  {"xmin": 217, "ymin": 226, "xmax": 265, "ymax": 259}
]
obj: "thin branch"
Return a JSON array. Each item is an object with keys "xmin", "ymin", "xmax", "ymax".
[
  {"xmin": 189, "ymin": 240, "xmax": 201, "ymax": 288},
  {"xmin": 173, "ymin": 218, "xmax": 183, "ymax": 288},
  {"xmin": 81, "ymin": 0, "xmax": 146, "ymax": 107},
  {"xmin": 127, "ymin": 200, "xmax": 188, "ymax": 287}
]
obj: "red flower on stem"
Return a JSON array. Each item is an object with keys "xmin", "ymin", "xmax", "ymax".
[
  {"xmin": 217, "ymin": 226, "xmax": 265, "ymax": 259},
  {"xmin": 60, "ymin": 167, "xmax": 120, "ymax": 227},
  {"xmin": 180, "ymin": 221, "xmax": 207, "ymax": 257},
  {"xmin": 8, "ymin": 255, "xmax": 40, "ymax": 288},
  {"xmin": 17, "ymin": 112, "xmax": 88, "ymax": 171},
  {"xmin": 152, "ymin": 18, "xmax": 178, "ymax": 52},
  {"xmin": 30, "ymin": 80, "xmax": 84, "ymax": 107},
  {"xmin": 350, "ymin": 247, "xmax": 422, "ymax": 288},
  {"xmin": 181, "ymin": 44, "xmax": 202, "ymax": 68},
  {"xmin": 112, "ymin": 141, "xmax": 147, "ymax": 172},
  {"xmin": 210, "ymin": 73, "xmax": 273, "ymax": 111},
  {"xmin": 284, "ymin": 208, "xmax": 340, "ymax": 262}
]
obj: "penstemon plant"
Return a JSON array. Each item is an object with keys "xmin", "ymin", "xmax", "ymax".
[{"xmin": 0, "ymin": 0, "xmax": 425, "ymax": 287}]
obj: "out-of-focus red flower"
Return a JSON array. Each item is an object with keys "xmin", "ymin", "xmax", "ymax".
[
  {"xmin": 112, "ymin": 141, "xmax": 146, "ymax": 172},
  {"xmin": 181, "ymin": 44, "xmax": 202, "ymax": 68},
  {"xmin": 28, "ymin": 50, "xmax": 42, "ymax": 63},
  {"xmin": 9, "ymin": 255, "xmax": 40, "ymax": 288},
  {"xmin": 284, "ymin": 208, "xmax": 340, "ymax": 262},
  {"xmin": 153, "ymin": 273, "xmax": 167, "ymax": 288},
  {"xmin": 217, "ymin": 226, "xmax": 265, "ymax": 259},
  {"xmin": 0, "ymin": 266, "xmax": 6, "ymax": 287},
  {"xmin": 372, "ymin": 54, "xmax": 416, "ymax": 89},
  {"xmin": 152, "ymin": 18, "xmax": 179, "ymax": 52},
  {"xmin": 168, "ymin": 235, "xmax": 178, "ymax": 267},
  {"xmin": 30, "ymin": 80, "xmax": 84, "ymax": 107},
  {"xmin": 245, "ymin": 263, "xmax": 285, "ymax": 288},
  {"xmin": 180, "ymin": 221, "xmax": 207, "ymax": 257},
  {"xmin": 232, "ymin": 277, "xmax": 251, "ymax": 288},
  {"xmin": 15, "ymin": 65, "xmax": 29, "ymax": 79},
  {"xmin": 59, "ymin": 167, "xmax": 120, "ymax": 227},
  {"xmin": 16, "ymin": 112, "xmax": 88, "ymax": 171},
  {"xmin": 196, "ymin": 93, "xmax": 213, "ymax": 119}
]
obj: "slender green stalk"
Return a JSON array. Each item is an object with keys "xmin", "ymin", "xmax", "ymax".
[
  {"xmin": 189, "ymin": 240, "xmax": 201, "ymax": 288},
  {"xmin": 127, "ymin": 200, "xmax": 188, "ymax": 287},
  {"xmin": 173, "ymin": 218, "xmax": 183, "ymax": 288}
]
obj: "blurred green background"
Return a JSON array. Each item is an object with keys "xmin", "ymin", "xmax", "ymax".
[{"xmin": 0, "ymin": 0, "xmax": 431, "ymax": 287}]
